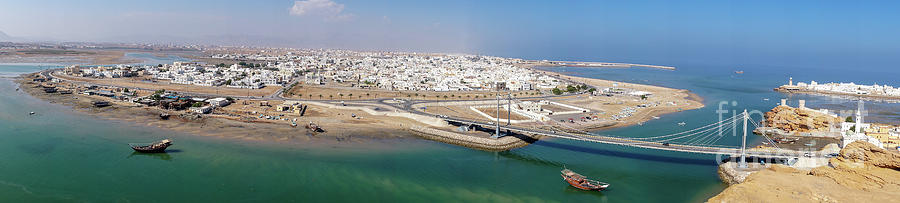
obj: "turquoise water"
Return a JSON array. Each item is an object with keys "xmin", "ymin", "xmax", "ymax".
[{"xmin": 1, "ymin": 64, "xmax": 897, "ymax": 202}]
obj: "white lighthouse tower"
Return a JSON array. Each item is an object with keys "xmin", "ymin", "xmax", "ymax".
[{"xmin": 789, "ymin": 77, "xmax": 793, "ymax": 86}]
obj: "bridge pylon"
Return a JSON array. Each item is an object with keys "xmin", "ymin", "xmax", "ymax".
[{"xmin": 739, "ymin": 109, "xmax": 748, "ymax": 168}]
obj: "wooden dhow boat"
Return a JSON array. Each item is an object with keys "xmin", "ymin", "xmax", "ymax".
[
  {"xmin": 561, "ymin": 169, "xmax": 610, "ymax": 191},
  {"xmin": 129, "ymin": 139, "xmax": 173, "ymax": 153}
]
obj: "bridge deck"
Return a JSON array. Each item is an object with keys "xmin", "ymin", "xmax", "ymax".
[{"xmin": 444, "ymin": 117, "xmax": 801, "ymax": 159}]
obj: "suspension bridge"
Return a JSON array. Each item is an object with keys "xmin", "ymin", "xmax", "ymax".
[{"xmin": 427, "ymin": 94, "xmax": 805, "ymax": 162}]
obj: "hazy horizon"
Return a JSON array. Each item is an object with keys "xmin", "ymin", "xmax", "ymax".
[{"xmin": 2, "ymin": 0, "xmax": 900, "ymax": 70}]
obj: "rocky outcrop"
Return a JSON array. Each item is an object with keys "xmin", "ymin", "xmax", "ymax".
[
  {"xmin": 763, "ymin": 105, "xmax": 841, "ymax": 133},
  {"xmin": 833, "ymin": 141, "xmax": 900, "ymax": 169},
  {"xmin": 708, "ymin": 141, "xmax": 900, "ymax": 203},
  {"xmin": 717, "ymin": 162, "xmax": 765, "ymax": 185}
]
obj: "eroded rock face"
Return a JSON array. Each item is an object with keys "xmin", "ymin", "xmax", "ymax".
[
  {"xmin": 763, "ymin": 105, "xmax": 841, "ymax": 133},
  {"xmin": 835, "ymin": 141, "xmax": 900, "ymax": 169},
  {"xmin": 708, "ymin": 141, "xmax": 900, "ymax": 203}
]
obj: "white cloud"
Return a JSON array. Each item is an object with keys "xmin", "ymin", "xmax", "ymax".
[{"xmin": 289, "ymin": 0, "xmax": 353, "ymax": 21}]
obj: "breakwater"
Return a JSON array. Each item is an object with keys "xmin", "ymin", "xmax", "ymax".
[{"xmin": 407, "ymin": 125, "xmax": 542, "ymax": 151}]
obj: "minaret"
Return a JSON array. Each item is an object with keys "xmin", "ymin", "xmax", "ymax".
[{"xmin": 856, "ymin": 100, "xmax": 864, "ymax": 134}]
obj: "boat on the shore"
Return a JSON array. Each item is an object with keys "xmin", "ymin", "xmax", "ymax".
[
  {"xmin": 306, "ymin": 122, "xmax": 325, "ymax": 133},
  {"xmin": 561, "ymin": 169, "xmax": 610, "ymax": 191},
  {"xmin": 159, "ymin": 113, "xmax": 170, "ymax": 120},
  {"xmin": 92, "ymin": 101, "xmax": 111, "ymax": 107},
  {"xmin": 735, "ymin": 70, "xmax": 744, "ymax": 74},
  {"xmin": 129, "ymin": 139, "xmax": 173, "ymax": 153}
]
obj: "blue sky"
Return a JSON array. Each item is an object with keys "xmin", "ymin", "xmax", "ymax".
[{"xmin": 1, "ymin": 0, "xmax": 899, "ymax": 69}]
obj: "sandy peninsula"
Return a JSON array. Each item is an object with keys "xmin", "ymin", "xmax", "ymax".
[{"xmin": 19, "ymin": 59, "xmax": 704, "ymax": 150}]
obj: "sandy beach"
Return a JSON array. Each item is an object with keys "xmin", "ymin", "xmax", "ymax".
[{"xmin": 17, "ymin": 74, "xmax": 431, "ymax": 150}]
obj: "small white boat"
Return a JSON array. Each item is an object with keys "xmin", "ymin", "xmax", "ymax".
[
  {"xmin": 677, "ymin": 122, "xmax": 686, "ymax": 126},
  {"xmin": 763, "ymin": 98, "xmax": 770, "ymax": 101},
  {"xmin": 652, "ymin": 116, "xmax": 660, "ymax": 120},
  {"xmin": 29, "ymin": 112, "xmax": 35, "ymax": 115}
]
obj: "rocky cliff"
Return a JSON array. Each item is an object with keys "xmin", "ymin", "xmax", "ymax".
[
  {"xmin": 763, "ymin": 105, "xmax": 841, "ymax": 133},
  {"xmin": 708, "ymin": 141, "xmax": 900, "ymax": 203}
]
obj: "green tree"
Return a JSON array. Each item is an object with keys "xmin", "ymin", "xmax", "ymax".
[
  {"xmin": 192, "ymin": 102, "xmax": 203, "ymax": 107},
  {"xmin": 566, "ymin": 85, "xmax": 577, "ymax": 92},
  {"xmin": 845, "ymin": 116, "xmax": 854, "ymax": 122},
  {"xmin": 552, "ymin": 88, "xmax": 563, "ymax": 95}
]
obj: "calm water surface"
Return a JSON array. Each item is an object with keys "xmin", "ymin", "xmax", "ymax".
[{"xmin": 1, "ymin": 63, "xmax": 897, "ymax": 202}]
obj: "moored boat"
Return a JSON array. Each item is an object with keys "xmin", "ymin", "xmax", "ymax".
[
  {"xmin": 561, "ymin": 169, "xmax": 610, "ymax": 191},
  {"xmin": 92, "ymin": 101, "xmax": 111, "ymax": 107},
  {"xmin": 129, "ymin": 139, "xmax": 173, "ymax": 153}
]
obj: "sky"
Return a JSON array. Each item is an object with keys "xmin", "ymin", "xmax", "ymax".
[{"xmin": 1, "ymin": 0, "xmax": 900, "ymax": 70}]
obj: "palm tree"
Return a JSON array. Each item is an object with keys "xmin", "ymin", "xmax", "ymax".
[
  {"xmin": 366, "ymin": 93, "xmax": 370, "ymax": 98},
  {"xmin": 339, "ymin": 93, "xmax": 344, "ymax": 99},
  {"xmin": 319, "ymin": 94, "xmax": 323, "ymax": 99},
  {"xmin": 329, "ymin": 95, "xmax": 333, "ymax": 100}
]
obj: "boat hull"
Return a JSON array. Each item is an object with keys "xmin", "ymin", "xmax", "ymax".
[
  {"xmin": 562, "ymin": 175, "xmax": 608, "ymax": 191},
  {"xmin": 131, "ymin": 145, "xmax": 169, "ymax": 153}
]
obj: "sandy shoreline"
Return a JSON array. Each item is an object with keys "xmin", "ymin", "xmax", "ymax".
[
  {"xmin": 531, "ymin": 67, "xmax": 706, "ymax": 131},
  {"xmin": 16, "ymin": 75, "xmax": 434, "ymax": 150},
  {"xmin": 775, "ymin": 87, "xmax": 900, "ymax": 102},
  {"xmin": 18, "ymin": 62, "xmax": 705, "ymax": 150}
]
